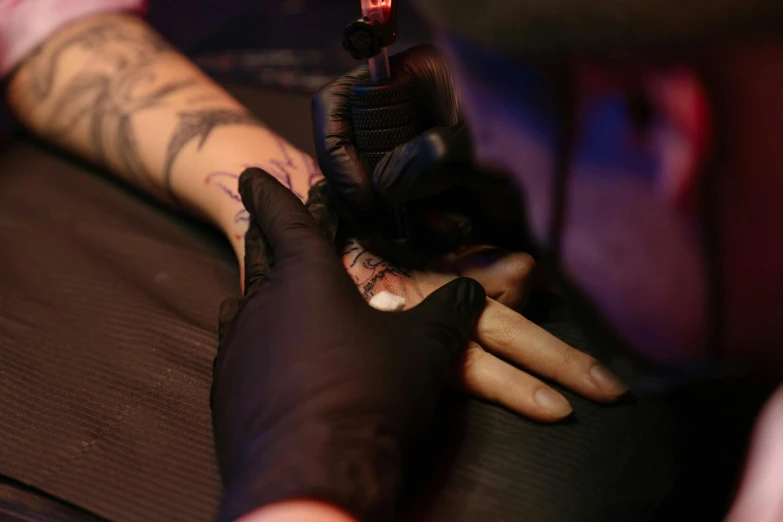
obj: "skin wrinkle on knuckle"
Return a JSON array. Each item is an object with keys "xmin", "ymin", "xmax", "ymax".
[
  {"xmin": 548, "ymin": 346, "xmax": 582, "ymax": 383},
  {"xmin": 479, "ymin": 314, "xmax": 518, "ymax": 354}
]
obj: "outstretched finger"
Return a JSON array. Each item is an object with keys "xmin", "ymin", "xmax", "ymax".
[
  {"xmin": 454, "ymin": 341, "xmax": 573, "ymax": 421},
  {"xmin": 474, "ymin": 299, "xmax": 628, "ymax": 403}
]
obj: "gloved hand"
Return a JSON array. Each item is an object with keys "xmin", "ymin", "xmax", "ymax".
[
  {"xmin": 306, "ymin": 180, "xmax": 628, "ymax": 422},
  {"xmin": 211, "ymin": 168, "xmax": 486, "ymax": 522},
  {"xmin": 312, "ymin": 44, "xmax": 530, "ymax": 258}
]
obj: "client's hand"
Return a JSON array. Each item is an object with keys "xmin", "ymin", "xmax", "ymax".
[
  {"xmin": 213, "ymin": 168, "xmax": 486, "ymax": 522},
  {"xmin": 340, "ymin": 240, "xmax": 628, "ymax": 421}
]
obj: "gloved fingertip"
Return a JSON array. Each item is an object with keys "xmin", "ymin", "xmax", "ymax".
[
  {"xmin": 238, "ymin": 167, "xmax": 265, "ymax": 219},
  {"xmin": 237, "ymin": 167, "xmax": 326, "ymax": 258},
  {"xmin": 451, "ymin": 277, "xmax": 487, "ymax": 325},
  {"xmin": 412, "ymin": 277, "xmax": 486, "ymax": 342}
]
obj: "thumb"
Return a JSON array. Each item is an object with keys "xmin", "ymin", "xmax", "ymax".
[
  {"xmin": 406, "ymin": 277, "xmax": 486, "ymax": 357},
  {"xmin": 373, "ymin": 122, "xmax": 473, "ymax": 204},
  {"xmin": 239, "ymin": 168, "xmax": 334, "ymax": 261}
]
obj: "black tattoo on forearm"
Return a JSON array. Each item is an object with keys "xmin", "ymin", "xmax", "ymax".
[
  {"xmin": 45, "ymin": 67, "xmax": 198, "ymax": 191},
  {"xmin": 164, "ymin": 109, "xmax": 267, "ymax": 200},
  {"xmin": 27, "ymin": 21, "xmax": 170, "ymax": 103},
  {"xmin": 22, "ymin": 18, "xmax": 203, "ymax": 198}
]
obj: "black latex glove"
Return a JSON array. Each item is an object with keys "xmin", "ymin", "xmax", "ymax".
[
  {"xmin": 212, "ymin": 168, "xmax": 486, "ymax": 522},
  {"xmin": 312, "ymin": 44, "xmax": 531, "ymax": 259}
]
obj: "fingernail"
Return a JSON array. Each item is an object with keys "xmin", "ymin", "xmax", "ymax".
[
  {"xmin": 534, "ymin": 388, "xmax": 573, "ymax": 418},
  {"xmin": 590, "ymin": 364, "xmax": 628, "ymax": 396}
]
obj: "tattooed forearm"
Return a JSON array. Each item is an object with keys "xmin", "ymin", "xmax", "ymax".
[
  {"xmin": 10, "ymin": 13, "xmax": 323, "ymax": 255},
  {"xmin": 164, "ymin": 109, "xmax": 267, "ymax": 200},
  {"xmin": 12, "ymin": 15, "xmax": 207, "ymax": 198},
  {"xmin": 205, "ymin": 171, "xmax": 242, "ymax": 203},
  {"xmin": 27, "ymin": 21, "xmax": 170, "ymax": 103},
  {"xmin": 44, "ymin": 66, "xmax": 198, "ymax": 190}
]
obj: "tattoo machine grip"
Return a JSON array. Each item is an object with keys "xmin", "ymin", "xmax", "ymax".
[{"xmin": 350, "ymin": 75, "xmax": 419, "ymax": 241}]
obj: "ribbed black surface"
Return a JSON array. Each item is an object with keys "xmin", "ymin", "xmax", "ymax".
[
  {"xmin": 354, "ymin": 125, "xmax": 419, "ymax": 152},
  {"xmin": 355, "ymin": 150, "xmax": 389, "ymax": 169},
  {"xmin": 350, "ymin": 76, "xmax": 419, "ymax": 172},
  {"xmin": 348, "ymin": 80, "xmax": 414, "ymax": 108},
  {"xmin": 0, "ymin": 143, "xmax": 229, "ymax": 522},
  {"xmin": 351, "ymin": 103, "xmax": 417, "ymax": 128}
]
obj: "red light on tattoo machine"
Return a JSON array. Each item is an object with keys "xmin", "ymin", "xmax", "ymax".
[
  {"xmin": 343, "ymin": 0, "xmax": 398, "ymax": 84},
  {"xmin": 360, "ymin": 0, "xmax": 393, "ymax": 83},
  {"xmin": 344, "ymin": 0, "xmax": 417, "ymax": 243}
]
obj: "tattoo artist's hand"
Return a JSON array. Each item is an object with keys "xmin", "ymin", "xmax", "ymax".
[
  {"xmin": 212, "ymin": 168, "xmax": 486, "ymax": 522},
  {"xmin": 313, "ymin": 44, "xmax": 530, "ymax": 255}
]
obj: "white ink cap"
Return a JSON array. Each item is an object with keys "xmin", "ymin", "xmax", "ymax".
[{"xmin": 368, "ymin": 290, "xmax": 407, "ymax": 312}]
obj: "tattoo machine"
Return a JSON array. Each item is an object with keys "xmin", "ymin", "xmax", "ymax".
[{"xmin": 343, "ymin": 0, "xmax": 419, "ymax": 243}]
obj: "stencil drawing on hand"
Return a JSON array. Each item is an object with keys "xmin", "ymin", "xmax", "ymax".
[
  {"xmin": 341, "ymin": 239, "xmax": 411, "ymax": 300},
  {"xmin": 205, "ymin": 171, "xmax": 250, "ymax": 239}
]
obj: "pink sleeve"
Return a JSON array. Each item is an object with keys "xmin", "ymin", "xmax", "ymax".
[{"xmin": 0, "ymin": 0, "xmax": 148, "ymax": 78}]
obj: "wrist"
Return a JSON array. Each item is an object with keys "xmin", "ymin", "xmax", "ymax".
[{"xmin": 214, "ymin": 203, "xmax": 248, "ymax": 267}]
